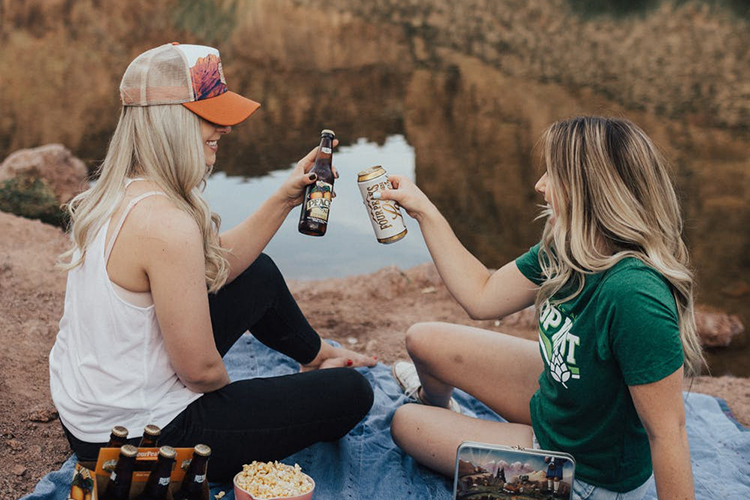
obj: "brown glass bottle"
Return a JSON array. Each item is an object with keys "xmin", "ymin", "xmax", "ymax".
[
  {"xmin": 174, "ymin": 444, "xmax": 211, "ymax": 500},
  {"xmin": 106, "ymin": 426, "xmax": 129, "ymax": 448},
  {"xmin": 137, "ymin": 446, "xmax": 176, "ymax": 500},
  {"xmin": 298, "ymin": 129, "xmax": 335, "ymax": 236},
  {"xmin": 138, "ymin": 424, "xmax": 161, "ymax": 448},
  {"xmin": 102, "ymin": 445, "xmax": 138, "ymax": 500}
]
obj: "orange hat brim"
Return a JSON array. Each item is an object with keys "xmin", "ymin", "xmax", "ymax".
[{"xmin": 182, "ymin": 91, "xmax": 261, "ymax": 126}]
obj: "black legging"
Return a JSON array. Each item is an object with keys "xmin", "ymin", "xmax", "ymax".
[{"xmin": 62, "ymin": 253, "xmax": 374, "ymax": 481}]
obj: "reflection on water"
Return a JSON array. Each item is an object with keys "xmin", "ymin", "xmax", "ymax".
[
  {"xmin": 204, "ymin": 136, "xmax": 430, "ymax": 279},
  {"xmin": 1, "ymin": 0, "xmax": 747, "ymax": 375}
]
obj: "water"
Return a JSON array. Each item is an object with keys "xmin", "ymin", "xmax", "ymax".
[
  {"xmin": 1, "ymin": 1, "xmax": 746, "ymax": 375},
  {"xmin": 204, "ymin": 136, "xmax": 431, "ymax": 280}
]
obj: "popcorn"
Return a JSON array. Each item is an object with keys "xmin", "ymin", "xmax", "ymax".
[{"xmin": 235, "ymin": 461, "xmax": 313, "ymax": 499}]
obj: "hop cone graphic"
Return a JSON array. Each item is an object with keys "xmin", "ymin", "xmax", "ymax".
[{"xmin": 550, "ymin": 352, "xmax": 571, "ymax": 385}]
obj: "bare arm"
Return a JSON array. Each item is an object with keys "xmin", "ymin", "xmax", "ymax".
[
  {"xmin": 219, "ymin": 191, "xmax": 296, "ymax": 284},
  {"xmin": 376, "ymin": 175, "xmax": 537, "ymax": 320},
  {"xmin": 220, "ymin": 142, "xmax": 339, "ymax": 283},
  {"xmin": 144, "ymin": 206, "xmax": 230, "ymax": 393},
  {"xmin": 629, "ymin": 367, "xmax": 695, "ymax": 500}
]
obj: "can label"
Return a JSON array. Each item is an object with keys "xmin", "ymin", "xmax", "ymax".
[
  {"xmin": 304, "ymin": 180, "xmax": 333, "ymax": 223},
  {"xmin": 357, "ymin": 167, "xmax": 407, "ymax": 244}
]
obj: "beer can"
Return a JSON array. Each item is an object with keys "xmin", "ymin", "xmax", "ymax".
[{"xmin": 357, "ymin": 166, "xmax": 408, "ymax": 244}]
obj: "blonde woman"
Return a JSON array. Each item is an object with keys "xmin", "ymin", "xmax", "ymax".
[
  {"xmin": 49, "ymin": 43, "xmax": 375, "ymax": 481},
  {"xmin": 378, "ymin": 117, "xmax": 702, "ymax": 500}
]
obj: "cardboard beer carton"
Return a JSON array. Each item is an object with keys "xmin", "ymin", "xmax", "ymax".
[{"xmin": 69, "ymin": 447, "xmax": 209, "ymax": 500}]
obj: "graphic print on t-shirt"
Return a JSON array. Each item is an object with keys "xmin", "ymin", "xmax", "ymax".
[{"xmin": 539, "ymin": 301, "xmax": 580, "ymax": 388}]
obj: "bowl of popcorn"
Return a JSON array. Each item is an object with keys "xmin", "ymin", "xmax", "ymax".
[{"xmin": 234, "ymin": 461, "xmax": 315, "ymax": 500}]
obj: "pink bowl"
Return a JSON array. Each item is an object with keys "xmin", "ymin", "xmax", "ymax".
[{"xmin": 233, "ymin": 470, "xmax": 315, "ymax": 500}]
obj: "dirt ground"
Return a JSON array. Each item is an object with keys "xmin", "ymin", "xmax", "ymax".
[{"xmin": 1, "ymin": 211, "xmax": 748, "ymax": 499}]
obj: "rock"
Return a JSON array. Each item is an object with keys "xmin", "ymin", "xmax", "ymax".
[
  {"xmin": 27, "ymin": 407, "xmax": 59, "ymax": 423},
  {"xmin": 0, "ymin": 173, "xmax": 64, "ymax": 226},
  {"xmin": 695, "ymin": 307, "xmax": 744, "ymax": 347},
  {"xmin": 0, "ymin": 144, "xmax": 87, "ymax": 204},
  {"xmin": 7, "ymin": 439, "xmax": 23, "ymax": 451},
  {"xmin": 12, "ymin": 464, "xmax": 26, "ymax": 476}
]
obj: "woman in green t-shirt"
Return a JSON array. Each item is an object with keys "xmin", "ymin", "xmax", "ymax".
[{"xmin": 374, "ymin": 116, "xmax": 704, "ymax": 499}]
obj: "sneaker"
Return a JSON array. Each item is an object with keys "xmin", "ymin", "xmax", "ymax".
[{"xmin": 391, "ymin": 361, "xmax": 462, "ymax": 414}]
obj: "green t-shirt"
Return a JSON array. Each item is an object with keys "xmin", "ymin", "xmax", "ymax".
[{"xmin": 515, "ymin": 243, "xmax": 684, "ymax": 492}]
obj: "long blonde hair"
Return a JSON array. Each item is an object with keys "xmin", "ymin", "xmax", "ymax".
[
  {"xmin": 535, "ymin": 116, "xmax": 705, "ymax": 377},
  {"xmin": 60, "ymin": 105, "xmax": 230, "ymax": 293}
]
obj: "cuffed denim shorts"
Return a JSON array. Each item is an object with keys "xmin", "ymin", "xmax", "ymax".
[{"xmin": 532, "ymin": 433, "xmax": 654, "ymax": 500}]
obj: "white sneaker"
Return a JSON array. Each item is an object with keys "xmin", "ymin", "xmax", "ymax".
[{"xmin": 391, "ymin": 361, "xmax": 462, "ymax": 414}]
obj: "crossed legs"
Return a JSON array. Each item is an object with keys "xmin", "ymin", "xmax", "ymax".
[{"xmin": 390, "ymin": 322, "xmax": 543, "ymax": 476}]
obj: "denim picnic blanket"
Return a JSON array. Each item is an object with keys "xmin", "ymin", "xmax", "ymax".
[{"xmin": 23, "ymin": 334, "xmax": 750, "ymax": 500}]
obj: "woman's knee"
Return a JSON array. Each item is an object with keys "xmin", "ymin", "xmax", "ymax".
[
  {"xmin": 405, "ymin": 322, "xmax": 439, "ymax": 361},
  {"xmin": 390, "ymin": 403, "xmax": 420, "ymax": 448},
  {"xmin": 338, "ymin": 368, "xmax": 374, "ymax": 420},
  {"xmin": 246, "ymin": 252, "xmax": 278, "ymax": 276},
  {"xmin": 319, "ymin": 369, "xmax": 373, "ymax": 441},
  {"xmin": 236, "ymin": 253, "xmax": 284, "ymax": 288}
]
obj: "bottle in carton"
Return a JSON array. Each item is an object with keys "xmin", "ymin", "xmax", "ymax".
[
  {"xmin": 137, "ymin": 446, "xmax": 176, "ymax": 500},
  {"xmin": 105, "ymin": 426, "xmax": 129, "ymax": 448},
  {"xmin": 138, "ymin": 424, "xmax": 161, "ymax": 448},
  {"xmin": 102, "ymin": 445, "xmax": 138, "ymax": 500},
  {"xmin": 174, "ymin": 444, "xmax": 211, "ymax": 500}
]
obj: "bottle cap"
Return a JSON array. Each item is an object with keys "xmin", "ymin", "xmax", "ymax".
[
  {"xmin": 111, "ymin": 426, "xmax": 128, "ymax": 438},
  {"xmin": 144, "ymin": 424, "xmax": 161, "ymax": 437},
  {"xmin": 193, "ymin": 444, "xmax": 212, "ymax": 457},
  {"xmin": 320, "ymin": 129, "xmax": 335, "ymax": 138},
  {"xmin": 158, "ymin": 446, "xmax": 177, "ymax": 459},
  {"xmin": 120, "ymin": 444, "xmax": 139, "ymax": 458}
]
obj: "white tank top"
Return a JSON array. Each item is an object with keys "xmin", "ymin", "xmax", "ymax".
[{"xmin": 49, "ymin": 181, "xmax": 202, "ymax": 442}]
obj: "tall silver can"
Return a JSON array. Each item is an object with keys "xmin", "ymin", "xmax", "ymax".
[{"xmin": 357, "ymin": 166, "xmax": 408, "ymax": 244}]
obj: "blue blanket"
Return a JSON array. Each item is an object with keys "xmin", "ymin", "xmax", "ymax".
[{"xmin": 22, "ymin": 334, "xmax": 750, "ymax": 500}]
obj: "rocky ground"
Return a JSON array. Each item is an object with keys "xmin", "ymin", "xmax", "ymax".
[{"xmin": 1, "ymin": 211, "xmax": 748, "ymax": 499}]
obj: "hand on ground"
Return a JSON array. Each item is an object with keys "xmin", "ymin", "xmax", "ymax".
[{"xmin": 301, "ymin": 343, "xmax": 377, "ymax": 372}]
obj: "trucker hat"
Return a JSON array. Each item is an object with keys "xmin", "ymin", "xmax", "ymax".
[{"xmin": 119, "ymin": 42, "xmax": 260, "ymax": 126}]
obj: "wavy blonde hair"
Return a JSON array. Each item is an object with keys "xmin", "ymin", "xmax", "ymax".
[
  {"xmin": 535, "ymin": 116, "xmax": 705, "ymax": 377},
  {"xmin": 60, "ymin": 105, "xmax": 230, "ymax": 293}
]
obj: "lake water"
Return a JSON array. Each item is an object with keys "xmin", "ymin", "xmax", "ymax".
[
  {"xmin": 1, "ymin": 1, "xmax": 746, "ymax": 376},
  {"xmin": 204, "ymin": 135, "xmax": 431, "ymax": 280}
]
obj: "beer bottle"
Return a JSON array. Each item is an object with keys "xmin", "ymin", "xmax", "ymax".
[
  {"xmin": 174, "ymin": 444, "xmax": 211, "ymax": 500},
  {"xmin": 138, "ymin": 424, "xmax": 161, "ymax": 448},
  {"xmin": 298, "ymin": 129, "xmax": 335, "ymax": 236},
  {"xmin": 137, "ymin": 446, "xmax": 176, "ymax": 500},
  {"xmin": 106, "ymin": 426, "xmax": 129, "ymax": 448},
  {"xmin": 102, "ymin": 445, "xmax": 138, "ymax": 500}
]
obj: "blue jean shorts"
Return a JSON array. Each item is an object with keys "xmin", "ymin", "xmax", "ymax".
[{"xmin": 532, "ymin": 433, "xmax": 654, "ymax": 500}]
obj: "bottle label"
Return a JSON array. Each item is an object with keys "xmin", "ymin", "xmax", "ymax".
[
  {"xmin": 110, "ymin": 471, "xmax": 117, "ymax": 481},
  {"xmin": 304, "ymin": 181, "xmax": 333, "ymax": 223},
  {"xmin": 158, "ymin": 477, "xmax": 170, "ymax": 486},
  {"xmin": 194, "ymin": 474, "xmax": 206, "ymax": 484},
  {"xmin": 321, "ymin": 147, "xmax": 332, "ymax": 154}
]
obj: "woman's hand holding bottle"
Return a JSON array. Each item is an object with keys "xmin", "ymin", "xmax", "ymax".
[{"xmin": 277, "ymin": 140, "xmax": 340, "ymax": 209}]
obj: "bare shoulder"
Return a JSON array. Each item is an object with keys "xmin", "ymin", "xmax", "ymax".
[{"xmin": 127, "ymin": 195, "xmax": 202, "ymax": 252}]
